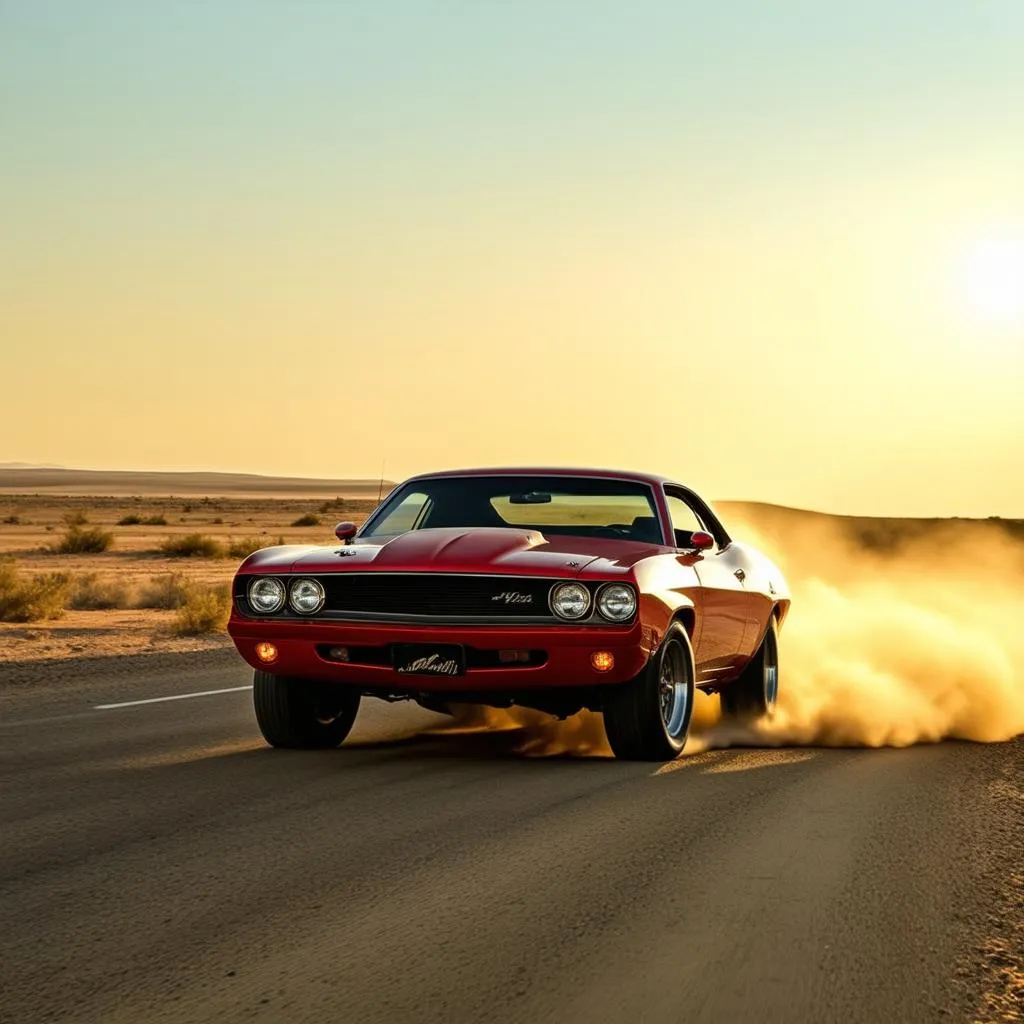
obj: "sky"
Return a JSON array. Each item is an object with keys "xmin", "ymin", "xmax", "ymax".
[{"xmin": 1, "ymin": 0, "xmax": 1023, "ymax": 517}]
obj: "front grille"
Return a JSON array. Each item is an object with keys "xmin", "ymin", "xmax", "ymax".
[
  {"xmin": 234, "ymin": 572, "xmax": 634, "ymax": 624},
  {"xmin": 320, "ymin": 573, "xmax": 557, "ymax": 618}
]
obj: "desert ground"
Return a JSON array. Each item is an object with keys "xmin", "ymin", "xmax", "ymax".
[{"xmin": 0, "ymin": 489, "xmax": 381, "ymax": 661}]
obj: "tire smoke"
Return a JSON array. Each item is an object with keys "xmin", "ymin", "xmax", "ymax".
[{"xmin": 694, "ymin": 511, "xmax": 1024, "ymax": 750}]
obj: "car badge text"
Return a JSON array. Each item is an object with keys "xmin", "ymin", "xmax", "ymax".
[
  {"xmin": 491, "ymin": 591, "xmax": 533, "ymax": 604},
  {"xmin": 397, "ymin": 654, "xmax": 461, "ymax": 676}
]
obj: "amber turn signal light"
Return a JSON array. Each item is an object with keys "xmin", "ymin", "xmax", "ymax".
[
  {"xmin": 255, "ymin": 642, "xmax": 278, "ymax": 663},
  {"xmin": 591, "ymin": 651, "xmax": 614, "ymax": 672}
]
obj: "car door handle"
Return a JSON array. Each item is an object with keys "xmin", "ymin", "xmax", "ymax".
[{"xmin": 733, "ymin": 569, "xmax": 746, "ymax": 581}]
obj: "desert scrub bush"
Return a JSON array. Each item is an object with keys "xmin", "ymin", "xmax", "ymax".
[
  {"xmin": 120, "ymin": 512, "xmax": 167, "ymax": 526},
  {"xmin": 290, "ymin": 513, "xmax": 321, "ymax": 527},
  {"xmin": 170, "ymin": 583, "xmax": 231, "ymax": 636},
  {"xmin": 227, "ymin": 535, "xmax": 286, "ymax": 559},
  {"xmin": 51, "ymin": 524, "xmax": 114, "ymax": 554},
  {"xmin": 136, "ymin": 573, "xmax": 191, "ymax": 610},
  {"xmin": 62, "ymin": 510, "xmax": 89, "ymax": 527},
  {"xmin": 2, "ymin": 514, "xmax": 21, "ymax": 525},
  {"xmin": 67, "ymin": 573, "xmax": 133, "ymax": 611},
  {"xmin": 0, "ymin": 561, "xmax": 71, "ymax": 622},
  {"xmin": 158, "ymin": 533, "xmax": 224, "ymax": 558}
]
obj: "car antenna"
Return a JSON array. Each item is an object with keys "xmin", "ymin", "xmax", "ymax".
[{"xmin": 376, "ymin": 460, "xmax": 386, "ymax": 506}]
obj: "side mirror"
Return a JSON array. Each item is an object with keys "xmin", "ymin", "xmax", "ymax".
[
  {"xmin": 677, "ymin": 529, "xmax": 714, "ymax": 551},
  {"xmin": 334, "ymin": 521, "xmax": 358, "ymax": 545}
]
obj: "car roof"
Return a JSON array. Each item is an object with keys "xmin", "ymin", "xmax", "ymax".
[{"xmin": 400, "ymin": 466, "xmax": 680, "ymax": 488}]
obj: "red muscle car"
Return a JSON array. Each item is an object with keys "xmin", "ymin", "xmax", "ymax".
[{"xmin": 227, "ymin": 468, "xmax": 790, "ymax": 761}]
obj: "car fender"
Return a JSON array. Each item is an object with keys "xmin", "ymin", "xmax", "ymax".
[{"xmin": 638, "ymin": 589, "xmax": 698, "ymax": 655}]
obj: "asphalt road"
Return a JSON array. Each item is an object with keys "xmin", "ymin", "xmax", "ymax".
[{"xmin": 1, "ymin": 651, "xmax": 1021, "ymax": 1024}]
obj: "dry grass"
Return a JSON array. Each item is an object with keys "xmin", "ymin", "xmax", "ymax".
[
  {"xmin": 135, "ymin": 573, "xmax": 192, "ymax": 610},
  {"xmin": 158, "ymin": 533, "xmax": 225, "ymax": 558},
  {"xmin": 318, "ymin": 496, "xmax": 354, "ymax": 514},
  {"xmin": 67, "ymin": 573, "xmax": 133, "ymax": 611},
  {"xmin": 0, "ymin": 561, "xmax": 72, "ymax": 622},
  {"xmin": 290, "ymin": 513, "xmax": 321, "ymax": 527},
  {"xmin": 50, "ymin": 524, "xmax": 114, "ymax": 554},
  {"xmin": 0, "ymin": 492, "xmax": 380, "ymax": 658},
  {"xmin": 226, "ymin": 535, "xmax": 287, "ymax": 559},
  {"xmin": 170, "ymin": 583, "xmax": 232, "ymax": 635}
]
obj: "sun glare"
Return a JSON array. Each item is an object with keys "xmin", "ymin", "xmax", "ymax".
[{"xmin": 963, "ymin": 236, "xmax": 1024, "ymax": 326}]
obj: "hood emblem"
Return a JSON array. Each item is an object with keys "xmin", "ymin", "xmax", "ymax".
[{"xmin": 491, "ymin": 591, "xmax": 533, "ymax": 605}]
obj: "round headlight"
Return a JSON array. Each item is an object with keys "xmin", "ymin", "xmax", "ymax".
[
  {"xmin": 549, "ymin": 582, "xmax": 591, "ymax": 620},
  {"xmin": 288, "ymin": 577, "xmax": 325, "ymax": 615},
  {"xmin": 248, "ymin": 577, "xmax": 286, "ymax": 614},
  {"xmin": 597, "ymin": 583, "xmax": 637, "ymax": 622}
]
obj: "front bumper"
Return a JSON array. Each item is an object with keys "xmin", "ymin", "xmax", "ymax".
[{"xmin": 227, "ymin": 614, "xmax": 650, "ymax": 691}]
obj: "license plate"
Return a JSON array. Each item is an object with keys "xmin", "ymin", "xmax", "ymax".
[{"xmin": 392, "ymin": 643, "xmax": 466, "ymax": 677}]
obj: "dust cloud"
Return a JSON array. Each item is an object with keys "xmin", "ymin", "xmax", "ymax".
[
  {"xmin": 440, "ymin": 511, "xmax": 1024, "ymax": 756},
  {"xmin": 697, "ymin": 513, "xmax": 1024, "ymax": 752}
]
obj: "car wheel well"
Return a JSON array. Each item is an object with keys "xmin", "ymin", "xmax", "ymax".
[{"xmin": 671, "ymin": 608, "xmax": 695, "ymax": 638}]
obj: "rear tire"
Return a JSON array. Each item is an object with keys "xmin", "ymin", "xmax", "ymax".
[
  {"xmin": 602, "ymin": 623, "xmax": 695, "ymax": 761},
  {"xmin": 720, "ymin": 617, "xmax": 779, "ymax": 722},
  {"xmin": 253, "ymin": 671, "xmax": 360, "ymax": 749}
]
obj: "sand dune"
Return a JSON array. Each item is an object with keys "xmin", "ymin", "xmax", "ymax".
[{"xmin": 0, "ymin": 468, "xmax": 394, "ymax": 498}]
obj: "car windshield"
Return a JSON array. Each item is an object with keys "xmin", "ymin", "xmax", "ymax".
[{"xmin": 360, "ymin": 475, "xmax": 664, "ymax": 544}]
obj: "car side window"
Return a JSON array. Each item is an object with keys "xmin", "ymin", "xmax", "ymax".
[
  {"xmin": 369, "ymin": 491, "xmax": 429, "ymax": 536},
  {"xmin": 665, "ymin": 494, "xmax": 709, "ymax": 547}
]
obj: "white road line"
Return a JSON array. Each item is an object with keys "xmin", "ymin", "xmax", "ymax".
[{"xmin": 94, "ymin": 685, "xmax": 253, "ymax": 710}]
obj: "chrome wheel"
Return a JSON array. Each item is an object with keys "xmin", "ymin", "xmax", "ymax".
[
  {"xmin": 763, "ymin": 628, "xmax": 779, "ymax": 713},
  {"xmin": 658, "ymin": 640, "xmax": 690, "ymax": 739},
  {"xmin": 603, "ymin": 623, "xmax": 694, "ymax": 760}
]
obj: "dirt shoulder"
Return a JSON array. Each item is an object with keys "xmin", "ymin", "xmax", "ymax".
[
  {"xmin": 0, "ymin": 609, "xmax": 235, "ymax": 665},
  {"xmin": 0, "ymin": 492, "xmax": 373, "ymax": 669}
]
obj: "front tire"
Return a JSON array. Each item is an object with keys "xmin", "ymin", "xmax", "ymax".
[
  {"xmin": 253, "ymin": 671, "xmax": 360, "ymax": 749},
  {"xmin": 720, "ymin": 617, "xmax": 779, "ymax": 722},
  {"xmin": 602, "ymin": 623, "xmax": 695, "ymax": 761}
]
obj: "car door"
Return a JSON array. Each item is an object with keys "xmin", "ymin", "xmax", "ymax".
[{"xmin": 664, "ymin": 489, "xmax": 753, "ymax": 683}]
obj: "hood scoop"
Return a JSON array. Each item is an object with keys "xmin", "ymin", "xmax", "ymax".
[{"xmin": 372, "ymin": 527, "xmax": 545, "ymax": 567}]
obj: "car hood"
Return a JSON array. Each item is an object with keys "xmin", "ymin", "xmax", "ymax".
[{"xmin": 279, "ymin": 527, "xmax": 661, "ymax": 577}]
